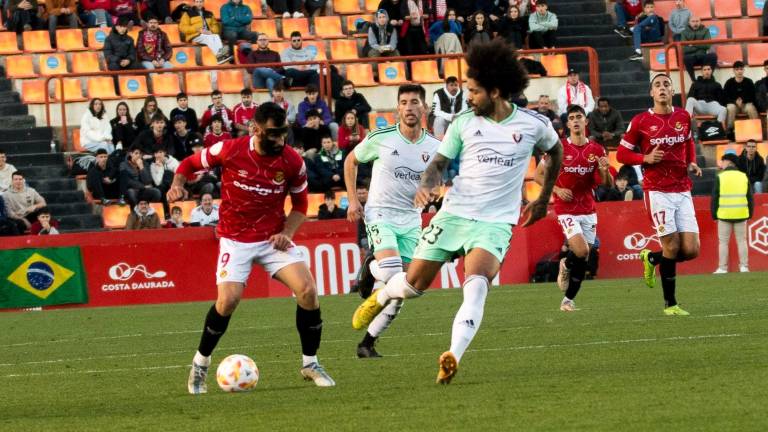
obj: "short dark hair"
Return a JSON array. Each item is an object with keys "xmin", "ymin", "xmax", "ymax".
[
  {"xmin": 290, "ymin": 30, "xmax": 302, "ymax": 38},
  {"xmin": 176, "ymin": 92, "xmax": 188, "ymax": 100},
  {"xmin": 747, "ymin": 139, "xmax": 758, "ymax": 145},
  {"xmin": 397, "ymin": 83, "xmax": 426, "ymax": 101},
  {"xmin": 38, "ymin": 207, "xmax": 51, "ymax": 216},
  {"xmin": 273, "ymin": 81, "xmax": 286, "ymax": 92},
  {"xmin": 566, "ymin": 105, "xmax": 586, "ymax": 116},
  {"xmin": 597, "ymin": 97, "xmax": 610, "ymax": 105},
  {"xmin": 643, "ymin": 0, "xmax": 654, "ymax": 5},
  {"xmin": 320, "ymin": 134, "xmax": 333, "ymax": 142},
  {"xmin": 151, "ymin": 113, "xmax": 165, "ymax": 123},
  {"xmin": 128, "ymin": 144, "xmax": 142, "ymax": 153},
  {"xmin": 200, "ymin": 192, "xmax": 214, "ymax": 201},
  {"xmin": 211, "ymin": 90, "xmax": 222, "ymax": 98},
  {"xmin": 357, "ymin": 178, "xmax": 370, "ymax": 189},
  {"xmin": 153, "ymin": 147, "xmax": 166, "ymax": 154},
  {"xmin": 323, "ymin": 191, "xmax": 335, "ymax": 199},
  {"xmin": 0, "ymin": 149, "xmax": 7, "ymax": 155},
  {"xmin": 733, "ymin": 60, "xmax": 745, "ymax": 69},
  {"xmin": 649, "ymin": 73, "xmax": 671, "ymax": 89},
  {"xmin": 116, "ymin": 16, "xmax": 131, "ymax": 27},
  {"xmin": 95, "ymin": 148, "xmax": 109, "ymax": 155},
  {"xmin": 305, "ymin": 83, "xmax": 319, "ymax": 94},
  {"xmin": 171, "ymin": 205, "xmax": 182, "ymax": 213},
  {"xmin": 342, "ymin": 80, "xmax": 354, "ymax": 88},
  {"xmin": 210, "ymin": 114, "xmax": 223, "ymax": 124},
  {"xmin": 254, "ymin": 102, "xmax": 287, "ymax": 126},
  {"xmin": 466, "ymin": 39, "xmax": 528, "ymax": 100},
  {"xmin": 145, "ymin": 13, "xmax": 159, "ymax": 22},
  {"xmin": 240, "ymin": 88, "xmax": 252, "ymax": 96},
  {"xmin": 11, "ymin": 171, "xmax": 23, "ymax": 179},
  {"xmin": 536, "ymin": 0, "xmax": 547, "ymax": 5},
  {"xmin": 305, "ymin": 109, "xmax": 321, "ymax": 119},
  {"xmin": 445, "ymin": 76, "xmax": 458, "ymax": 85}
]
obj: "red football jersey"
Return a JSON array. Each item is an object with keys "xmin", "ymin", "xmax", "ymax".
[
  {"xmin": 619, "ymin": 108, "xmax": 695, "ymax": 193},
  {"xmin": 553, "ymin": 138, "xmax": 606, "ymax": 216},
  {"xmin": 203, "ymin": 131, "xmax": 232, "ymax": 148},
  {"xmin": 178, "ymin": 136, "xmax": 308, "ymax": 242},
  {"xmin": 232, "ymin": 102, "xmax": 257, "ymax": 127}
]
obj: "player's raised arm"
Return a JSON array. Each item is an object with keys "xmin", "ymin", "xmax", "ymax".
[
  {"xmin": 169, "ymin": 141, "xmax": 227, "ymax": 202},
  {"xmin": 415, "ymin": 153, "xmax": 448, "ymax": 208}
]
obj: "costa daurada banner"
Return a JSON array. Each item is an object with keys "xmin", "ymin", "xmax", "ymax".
[{"xmin": 0, "ymin": 247, "xmax": 88, "ymax": 309}]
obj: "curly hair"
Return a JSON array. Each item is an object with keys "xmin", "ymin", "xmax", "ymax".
[{"xmin": 465, "ymin": 38, "xmax": 529, "ymax": 100}]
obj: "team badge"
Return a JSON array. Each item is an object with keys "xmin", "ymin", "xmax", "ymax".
[
  {"xmin": 674, "ymin": 121, "xmax": 683, "ymax": 131},
  {"xmin": 219, "ymin": 270, "xmax": 228, "ymax": 278},
  {"xmin": 273, "ymin": 171, "xmax": 285, "ymax": 185},
  {"xmin": 512, "ymin": 133, "xmax": 523, "ymax": 143},
  {"xmin": 658, "ymin": 225, "xmax": 666, "ymax": 234},
  {"xmin": 587, "ymin": 154, "xmax": 597, "ymax": 162},
  {"xmin": 421, "ymin": 152, "xmax": 430, "ymax": 163}
]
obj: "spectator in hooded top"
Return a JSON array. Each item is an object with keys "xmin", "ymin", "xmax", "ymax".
[
  {"xmin": 125, "ymin": 197, "xmax": 161, "ymax": 230},
  {"xmin": 681, "ymin": 15, "xmax": 718, "ymax": 81},
  {"xmin": 86, "ymin": 148, "xmax": 120, "ymax": 204},
  {"xmin": 364, "ymin": 9, "xmax": 400, "ymax": 58},
  {"xmin": 528, "ymin": 0, "xmax": 557, "ymax": 49},
  {"xmin": 297, "ymin": 84, "xmax": 338, "ymax": 139},
  {"xmin": 628, "ymin": 0, "xmax": 664, "ymax": 62},
  {"xmin": 0, "ymin": 150, "xmax": 17, "ymax": 193},
  {"xmin": 588, "ymin": 97, "xmax": 625, "ymax": 148},
  {"xmin": 45, "ymin": 0, "xmax": 78, "ymax": 48},
  {"xmin": 684, "ymin": 64, "xmax": 726, "ymax": 127},
  {"xmin": 200, "ymin": 90, "xmax": 234, "ymax": 133},
  {"xmin": 220, "ymin": 0, "xmax": 257, "ymax": 49},
  {"xmin": 429, "ymin": 8, "xmax": 463, "ymax": 51},
  {"xmin": 497, "ymin": 5, "xmax": 528, "ymax": 48},
  {"xmin": 3, "ymin": 171, "xmax": 47, "ymax": 232},
  {"xmin": 755, "ymin": 60, "xmax": 768, "ymax": 114},
  {"xmin": 134, "ymin": 96, "xmax": 165, "ymax": 133},
  {"xmin": 80, "ymin": 98, "xmax": 115, "ymax": 154},
  {"xmin": 668, "ymin": 0, "xmax": 690, "ymax": 42},
  {"xmin": 613, "ymin": 0, "xmax": 642, "ymax": 38},
  {"xmin": 180, "ymin": 0, "xmax": 231, "ymax": 64},
  {"xmin": 29, "ymin": 207, "xmax": 60, "ymax": 235},
  {"xmin": 317, "ymin": 191, "xmax": 347, "ymax": 220},
  {"xmin": 316, "ymin": 135, "xmax": 344, "ymax": 191},
  {"xmin": 724, "ymin": 61, "xmax": 759, "ymax": 132},
  {"xmin": 334, "ymin": 81, "xmax": 372, "ymax": 129},
  {"xmin": 8, "ymin": 0, "xmax": 42, "ymax": 33},
  {"xmin": 337, "ymin": 111, "xmax": 367, "ymax": 154},
  {"xmin": 111, "ymin": 101, "xmax": 138, "ymax": 150},
  {"xmin": 137, "ymin": 15, "xmax": 174, "ymax": 69},
  {"xmin": 281, "ymin": 31, "xmax": 320, "ymax": 87},
  {"xmin": 737, "ymin": 140, "xmax": 766, "ymax": 193},
  {"xmin": 104, "ymin": 17, "xmax": 139, "ymax": 71},
  {"xmin": 169, "ymin": 92, "xmax": 199, "ymax": 133},
  {"xmin": 169, "ymin": 114, "xmax": 196, "ymax": 158},
  {"xmin": 79, "ymin": 0, "xmax": 111, "ymax": 27},
  {"xmin": 246, "ymin": 35, "xmax": 289, "ymax": 95}
]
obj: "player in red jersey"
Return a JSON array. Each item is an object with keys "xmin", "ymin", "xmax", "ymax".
[
  {"xmin": 168, "ymin": 103, "xmax": 336, "ymax": 394},
  {"xmin": 617, "ymin": 74, "xmax": 702, "ymax": 316},
  {"xmin": 535, "ymin": 105, "xmax": 612, "ymax": 311}
]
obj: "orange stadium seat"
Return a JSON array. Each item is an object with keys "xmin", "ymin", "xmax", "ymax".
[
  {"xmin": 608, "ymin": 150, "xmax": 622, "ymax": 170},
  {"xmin": 703, "ymin": 20, "xmax": 726, "ymax": 40},
  {"xmin": 269, "ymin": 41, "xmax": 290, "ymax": 54},
  {"xmin": 443, "ymin": 58, "xmax": 469, "ymax": 80},
  {"xmin": 87, "ymin": 77, "xmax": 119, "ymax": 100},
  {"xmin": 0, "ymin": 31, "xmax": 21, "ymax": 54},
  {"xmin": 653, "ymin": 1, "xmax": 675, "ymax": 21},
  {"xmin": 170, "ymin": 46, "xmax": 198, "ymax": 68},
  {"xmin": 21, "ymin": 80, "xmax": 48, "ymax": 104},
  {"xmin": 747, "ymin": 43, "xmax": 768, "ymax": 66},
  {"xmin": 649, "ymin": 48, "xmax": 678, "ymax": 71},
  {"xmin": 252, "ymin": 19, "xmax": 279, "ymax": 40},
  {"xmin": 330, "ymin": 39, "xmax": 359, "ymax": 59},
  {"xmin": 715, "ymin": 142, "xmax": 768, "ymax": 163},
  {"xmin": 54, "ymin": 78, "xmax": 87, "ymax": 102},
  {"xmin": 735, "ymin": 119, "xmax": 763, "ymax": 142},
  {"xmin": 378, "ymin": 62, "xmax": 407, "ymax": 85},
  {"xmin": 364, "ymin": 0, "xmax": 379, "ymax": 13},
  {"xmin": 715, "ymin": 44, "xmax": 744, "ymax": 66},
  {"xmin": 345, "ymin": 14, "xmax": 373, "ymax": 35},
  {"xmin": 119, "ymin": 75, "xmax": 149, "ymax": 98},
  {"xmin": 55, "ymin": 29, "xmax": 86, "ymax": 51},
  {"xmin": 688, "ymin": 0, "xmax": 713, "ymax": 19},
  {"xmin": 540, "ymin": 54, "xmax": 568, "ymax": 76},
  {"xmin": 151, "ymin": 73, "xmax": 182, "ymax": 96},
  {"xmin": 411, "ymin": 60, "xmax": 441, "ymax": 83},
  {"xmin": 102, "ymin": 205, "xmax": 131, "ymax": 229},
  {"xmin": 315, "ymin": 16, "xmax": 345, "ymax": 38},
  {"xmin": 334, "ymin": 0, "xmax": 363, "ymax": 14},
  {"xmin": 714, "ymin": 0, "xmax": 743, "ymax": 18},
  {"xmin": 216, "ymin": 70, "xmax": 245, "ymax": 93},
  {"xmin": 730, "ymin": 18, "xmax": 759, "ymax": 39},
  {"xmin": 185, "ymin": 71, "xmax": 214, "ymax": 95},
  {"xmin": 5, "ymin": 55, "xmax": 37, "ymax": 78},
  {"xmin": 205, "ymin": 0, "xmax": 227, "ymax": 19},
  {"xmin": 525, "ymin": 157, "xmax": 537, "ymax": 179},
  {"xmin": 747, "ymin": 0, "xmax": 764, "ymax": 16},
  {"xmin": 128, "ymin": 27, "xmax": 140, "ymax": 43},
  {"xmin": 345, "ymin": 63, "xmax": 376, "ymax": 87},
  {"xmin": 72, "ymin": 128, "xmax": 86, "ymax": 153},
  {"xmin": 23, "ymin": 30, "xmax": 54, "ymax": 53},
  {"xmin": 71, "ymin": 51, "xmax": 102, "ymax": 74},
  {"xmin": 201, "ymin": 47, "xmax": 227, "ymax": 66},
  {"xmin": 282, "ymin": 18, "xmax": 311, "ymax": 39},
  {"xmin": 87, "ymin": 27, "xmax": 109, "ymax": 49},
  {"xmin": 160, "ymin": 24, "xmax": 183, "ymax": 46},
  {"xmin": 243, "ymin": 0, "xmax": 263, "ymax": 17},
  {"xmin": 368, "ymin": 111, "xmax": 397, "ymax": 130},
  {"xmin": 39, "ymin": 53, "xmax": 68, "ymax": 76}
]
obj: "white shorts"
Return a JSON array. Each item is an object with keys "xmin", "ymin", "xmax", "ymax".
[
  {"xmin": 557, "ymin": 213, "xmax": 597, "ymax": 245},
  {"xmin": 645, "ymin": 191, "xmax": 699, "ymax": 237},
  {"xmin": 216, "ymin": 237, "xmax": 306, "ymax": 284}
]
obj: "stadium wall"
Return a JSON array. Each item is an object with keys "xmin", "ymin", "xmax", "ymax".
[{"xmin": 2, "ymin": 196, "xmax": 768, "ymax": 309}]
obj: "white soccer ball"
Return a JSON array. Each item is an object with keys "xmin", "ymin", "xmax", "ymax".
[{"xmin": 216, "ymin": 354, "xmax": 259, "ymax": 392}]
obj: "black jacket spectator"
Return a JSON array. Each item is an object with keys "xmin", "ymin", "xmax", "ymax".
[
  {"xmin": 111, "ymin": 117, "xmax": 138, "ymax": 149},
  {"xmin": 0, "ymin": 195, "xmax": 21, "ymax": 236},
  {"xmin": 756, "ymin": 74, "xmax": 768, "ymax": 113},
  {"xmin": 132, "ymin": 129, "xmax": 176, "ymax": 157},
  {"xmin": 318, "ymin": 203, "xmax": 347, "ymax": 220},
  {"xmin": 170, "ymin": 107, "xmax": 199, "ymax": 134},
  {"xmin": 723, "ymin": 76, "xmax": 757, "ymax": 105},
  {"xmin": 295, "ymin": 124, "xmax": 331, "ymax": 153},
  {"xmin": 334, "ymin": 92, "xmax": 372, "ymax": 128},
  {"xmin": 737, "ymin": 150, "xmax": 766, "ymax": 186},
  {"xmin": 687, "ymin": 76, "xmax": 725, "ymax": 104},
  {"xmin": 588, "ymin": 107, "xmax": 625, "ymax": 147},
  {"xmin": 103, "ymin": 26, "xmax": 138, "ymax": 70},
  {"xmin": 497, "ymin": 14, "xmax": 528, "ymax": 48},
  {"xmin": 170, "ymin": 130, "xmax": 200, "ymax": 158},
  {"xmin": 86, "ymin": 157, "xmax": 120, "ymax": 201}
]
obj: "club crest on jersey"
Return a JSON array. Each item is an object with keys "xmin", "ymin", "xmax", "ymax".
[
  {"xmin": 238, "ymin": 170, "xmax": 248, "ymax": 178},
  {"xmin": 674, "ymin": 121, "xmax": 683, "ymax": 132},
  {"xmin": 421, "ymin": 152, "xmax": 430, "ymax": 163},
  {"xmin": 273, "ymin": 171, "xmax": 285, "ymax": 185},
  {"xmin": 587, "ymin": 154, "xmax": 597, "ymax": 162},
  {"xmin": 512, "ymin": 133, "xmax": 523, "ymax": 143},
  {"xmin": 219, "ymin": 270, "xmax": 228, "ymax": 279}
]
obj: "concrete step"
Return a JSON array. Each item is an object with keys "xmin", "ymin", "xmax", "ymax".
[
  {"xmin": 58, "ymin": 214, "xmax": 103, "ymax": 230},
  {"xmin": 39, "ymin": 189, "xmax": 84, "ymax": 204},
  {"xmin": 18, "ymin": 164, "xmax": 68, "ymax": 179},
  {"xmin": 26, "ymin": 177, "xmax": 77, "ymax": 192},
  {"xmin": 0, "ymin": 91, "xmax": 21, "ymax": 104},
  {"xmin": 557, "ymin": 24, "xmax": 616, "ymax": 37},
  {"xmin": 558, "ymin": 13, "xmax": 613, "ymax": 26},
  {"xmin": 549, "ymin": 2, "xmax": 606, "ymax": 15},
  {"xmin": 609, "ymin": 95, "xmax": 655, "ymax": 111},
  {"xmin": 0, "ymin": 115, "xmax": 36, "ymax": 130},
  {"xmin": 600, "ymin": 83, "xmax": 653, "ymax": 96},
  {"xmin": 47, "ymin": 202, "xmax": 92, "ymax": 215},
  {"xmin": 600, "ymin": 70, "xmax": 652, "ymax": 85},
  {"xmin": 571, "ymin": 59, "xmax": 646, "ymax": 74},
  {"xmin": 0, "ymin": 127, "xmax": 52, "ymax": 142},
  {"xmin": 0, "ymin": 104, "xmax": 28, "ymax": 116},
  {"xmin": 7, "ymin": 152, "xmax": 64, "ymax": 166},
  {"xmin": 0, "ymin": 78, "xmax": 11, "ymax": 92},
  {"xmin": 559, "ymin": 34, "xmax": 630, "ymax": 48},
  {"xmin": 0, "ymin": 140, "xmax": 53, "ymax": 155}
]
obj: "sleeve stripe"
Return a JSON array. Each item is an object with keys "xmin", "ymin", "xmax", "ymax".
[
  {"xmin": 290, "ymin": 181, "xmax": 308, "ymax": 194},
  {"xmin": 200, "ymin": 149, "xmax": 210, "ymax": 169},
  {"xmin": 619, "ymin": 140, "xmax": 635, "ymax": 150}
]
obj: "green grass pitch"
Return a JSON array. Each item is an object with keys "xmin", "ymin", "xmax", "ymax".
[{"xmin": 1, "ymin": 273, "xmax": 767, "ymax": 431}]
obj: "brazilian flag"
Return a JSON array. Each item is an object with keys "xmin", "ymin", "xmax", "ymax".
[{"xmin": 0, "ymin": 247, "xmax": 88, "ymax": 309}]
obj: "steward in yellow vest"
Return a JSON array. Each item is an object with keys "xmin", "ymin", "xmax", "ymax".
[{"xmin": 712, "ymin": 153, "xmax": 753, "ymax": 222}]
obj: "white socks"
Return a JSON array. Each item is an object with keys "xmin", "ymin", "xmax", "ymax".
[
  {"xmin": 367, "ymin": 299, "xmax": 403, "ymax": 337},
  {"xmin": 302, "ymin": 355, "xmax": 318, "ymax": 367},
  {"xmin": 449, "ymin": 275, "xmax": 489, "ymax": 363},
  {"xmin": 193, "ymin": 351, "xmax": 211, "ymax": 367},
  {"xmin": 367, "ymin": 257, "xmax": 405, "ymax": 336},
  {"xmin": 370, "ymin": 256, "xmax": 403, "ymax": 283},
  {"xmin": 376, "ymin": 272, "xmax": 422, "ymax": 305}
]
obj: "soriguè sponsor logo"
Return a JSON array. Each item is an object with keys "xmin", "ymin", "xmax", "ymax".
[
  {"xmin": 393, "ymin": 167, "xmax": 422, "ymax": 181},
  {"xmin": 563, "ymin": 165, "xmax": 595, "ymax": 175},
  {"xmin": 649, "ymin": 134, "xmax": 686, "ymax": 146},
  {"xmin": 233, "ymin": 180, "xmax": 284, "ymax": 196},
  {"xmin": 476, "ymin": 149, "xmax": 515, "ymax": 167}
]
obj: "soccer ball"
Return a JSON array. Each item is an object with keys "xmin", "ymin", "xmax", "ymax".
[{"xmin": 216, "ymin": 354, "xmax": 259, "ymax": 392}]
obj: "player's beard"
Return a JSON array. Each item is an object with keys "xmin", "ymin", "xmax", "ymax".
[
  {"xmin": 259, "ymin": 134, "xmax": 284, "ymax": 156},
  {"xmin": 469, "ymin": 99, "xmax": 493, "ymax": 117}
]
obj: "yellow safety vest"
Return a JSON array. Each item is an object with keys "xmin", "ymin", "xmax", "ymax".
[{"xmin": 717, "ymin": 170, "xmax": 749, "ymax": 220}]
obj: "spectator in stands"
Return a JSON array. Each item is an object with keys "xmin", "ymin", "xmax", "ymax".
[
  {"xmin": 497, "ymin": 5, "xmax": 528, "ymax": 48},
  {"xmin": 246, "ymin": 35, "xmax": 289, "ymax": 95},
  {"xmin": 377, "ymin": 0, "xmax": 405, "ymax": 28},
  {"xmin": 305, "ymin": 0, "xmax": 326, "ymax": 17},
  {"xmin": 628, "ymin": 0, "xmax": 664, "ymax": 62},
  {"xmin": 190, "ymin": 192, "xmax": 219, "ymax": 226},
  {"xmin": 604, "ymin": 174, "xmax": 634, "ymax": 201},
  {"xmin": 169, "ymin": 92, "xmax": 199, "ymax": 133},
  {"xmin": 267, "ymin": 0, "xmax": 303, "ymax": 19},
  {"xmin": 316, "ymin": 135, "xmax": 344, "ymax": 190},
  {"xmin": 3, "ymin": 171, "xmax": 47, "ymax": 232},
  {"xmin": 334, "ymin": 81, "xmax": 371, "ymax": 129},
  {"xmin": 557, "ymin": 68, "xmax": 595, "ymax": 127},
  {"xmin": 29, "ymin": 207, "xmax": 60, "ymax": 235},
  {"xmin": 0, "ymin": 150, "xmax": 17, "ymax": 193},
  {"xmin": 143, "ymin": 147, "xmax": 174, "ymax": 216},
  {"xmin": 430, "ymin": 76, "xmax": 467, "ymax": 139},
  {"xmin": 138, "ymin": 15, "xmax": 174, "ymax": 69},
  {"xmin": 429, "ymin": 8, "xmax": 462, "ymax": 51},
  {"xmin": 144, "ymin": 0, "xmax": 173, "ymax": 24},
  {"xmin": 134, "ymin": 96, "xmax": 165, "ymax": 133},
  {"xmin": 120, "ymin": 145, "xmax": 162, "ymax": 206},
  {"xmin": 80, "ymin": 98, "xmax": 115, "ymax": 153},
  {"xmin": 220, "ymin": 0, "xmax": 257, "ymax": 49},
  {"xmin": 668, "ymin": 0, "xmax": 690, "ymax": 42},
  {"xmin": 125, "ymin": 197, "xmax": 161, "ymax": 229},
  {"xmin": 297, "ymin": 84, "xmax": 338, "ymax": 138},
  {"xmin": 681, "ymin": 15, "xmax": 717, "ymax": 81},
  {"xmin": 200, "ymin": 90, "xmax": 234, "ymax": 133},
  {"xmin": 535, "ymin": 94, "xmax": 561, "ymax": 131},
  {"xmin": 364, "ymin": 9, "xmax": 400, "ymax": 58},
  {"xmin": 712, "ymin": 152, "xmax": 752, "ymax": 274},
  {"xmin": 528, "ymin": 0, "xmax": 557, "ymax": 49},
  {"xmin": 588, "ymin": 97, "xmax": 625, "ymax": 148},
  {"xmin": 317, "ymin": 191, "xmax": 346, "ymax": 219},
  {"xmin": 737, "ymin": 139, "xmax": 765, "ymax": 194},
  {"xmin": 104, "ymin": 17, "xmax": 139, "ymax": 71},
  {"xmin": 465, "ymin": 10, "xmax": 492, "ymax": 46},
  {"xmin": 232, "ymin": 88, "xmax": 257, "ymax": 137},
  {"xmin": 109, "ymin": 0, "xmax": 140, "ymax": 25},
  {"xmin": 8, "ymin": 0, "xmax": 42, "ymax": 33},
  {"xmin": 617, "ymin": 164, "xmax": 643, "ymax": 198},
  {"xmin": 44, "ymin": 0, "xmax": 78, "ymax": 48},
  {"xmin": 295, "ymin": 110, "xmax": 330, "ymax": 159},
  {"xmin": 163, "ymin": 205, "xmax": 187, "ymax": 228},
  {"xmin": 684, "ymin": 64, "xmax": 727, "ymax": 128},
  {"xmin": 86, "ymin": 148, "xmax": 120, "ymax": 204},
  {"xmin": 79, "ymin": 0, "xmax": 112, "ymax": 27},
  {"xmin": 399, "ymin": 0, "xmax": 429, "ymax": 56},
  {"xmin": 445, "ymin": 0, "xmax": 474, "ymax": 23},
  {"xmin": 170, "ymin": 115, "xmax": 195, "ymax": 157},
  {"xmin": 338, "ymin": 111, "xmax": 366, "ymax": 154},
  {"xmin": 184, "ymin": 137, "xmax": 219, "ymax": 197},
  {"xmin": 0, "ymin": 195, "xmax": 21, "ymax": 236},
  {"xmin": 133, "ymin": 113, "xmax": 174, "ymax": 156},
  {"xmin": 613, "ymin": 0, "xmax": 641, "ymax": 38},
  {"xmin": 111, "ymin": 102, "xmax": 138, "ymax": 150},
  {"xmin": 724, "ymin": 61, "xmax": 759, "ymax": 132},
  {"xmin": 271, "ymin": 82, "xmax": 297, "ymax": 124},
  {"xmin": 203, "ymin": 115, "xmax": 232, "ymax": 148},
  {"xmin": 755, "ymin": 60, "xmax": 768, "ymax": 114},
  {"xmin": 281, "ymin": 31, "xmax": 320, "ymax": 87},
  {"xmin": 180, "ymin": 0, "xmax": 231, "ymax": 64}
]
